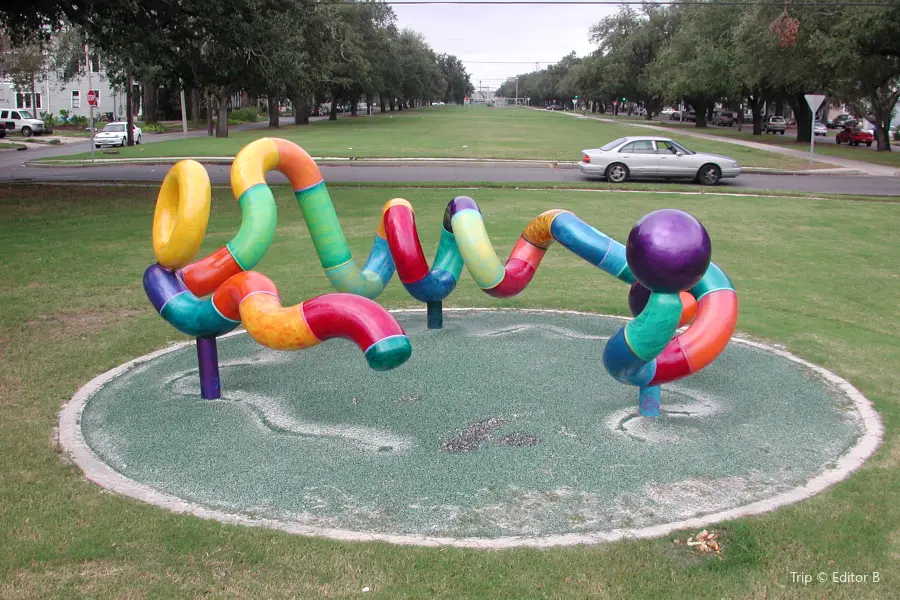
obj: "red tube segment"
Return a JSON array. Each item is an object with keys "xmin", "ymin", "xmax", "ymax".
[
  {"xmin": 181, "ymin": 246, "xmax": 244, "ymax": 298},
  {"xmin": 383, "ymin": 202, "xmax": 429, "ymax": 284},
  {"xmin": 303, "ymin": 294, "xmax": 407, "ymax": 353},
  {"xmin": 651, "ymin": 289, "xmax": 738, "ymax": 385},
  {"xmin": 485, "ymin": 237, "xmax": 548, "ymax": 298}
]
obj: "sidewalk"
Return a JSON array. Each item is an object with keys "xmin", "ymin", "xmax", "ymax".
[{"xmin": 570, "ymin": 112, "xmax": 899, "ymax": 177}]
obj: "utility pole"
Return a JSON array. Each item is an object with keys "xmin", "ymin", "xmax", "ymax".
[{"xmin": 84, "ymin": 45, "xmax": 94, "ymax": 162}]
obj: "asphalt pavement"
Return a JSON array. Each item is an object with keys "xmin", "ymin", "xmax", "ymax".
[
  {"xmin": 2, "ymin": 117, "xmax": 897, "ymax": 196},
  {"xmin": 3, "ymin": 161, "xmax": 897, "ymax": 196}
]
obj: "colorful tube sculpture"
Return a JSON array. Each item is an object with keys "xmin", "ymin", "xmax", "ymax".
[
  {"xmin": 143, "ymin": 156, "xmax": 411, "ymax": 399},
  {"xmin": 143, "ymin": 137, "xmax": 738, "ymax": 415}
]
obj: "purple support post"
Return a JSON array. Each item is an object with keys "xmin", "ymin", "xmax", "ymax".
[{"xmin": 196, "ymin": 336, "xmax": 221, "ymax": 399}]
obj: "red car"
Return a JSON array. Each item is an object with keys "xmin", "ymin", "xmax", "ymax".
[{"xmin": 835, "ymin": 127, "xmax": 873, "ymax": 147}]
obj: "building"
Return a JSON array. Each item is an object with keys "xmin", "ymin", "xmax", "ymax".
[{"xmin": 0, "ymin": 52, "xmax": 131, "ymax": 121}]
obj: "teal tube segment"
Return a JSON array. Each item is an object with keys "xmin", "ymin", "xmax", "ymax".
[
  {"xmin": 689, "ymin": 261, "xmax": 735, "ymax": 300},
  {"xmin": 160, "ymin": 293, "xmax": 238, "ymax": 337},
  {"xmin": 432, "ymin": 227, "xmax": 465, "ymax": 280},
  {"xmin": 624, "ymin": 292, "xmax": 683, "ymax": 360},
  {"xmin": 226, "ymin": 184, "xmax": 278, "ymax": 270}
]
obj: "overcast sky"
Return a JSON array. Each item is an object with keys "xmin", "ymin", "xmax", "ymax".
[{"xmin": 392, "ymin": 0, "xmax": 621, "ymax": 93}]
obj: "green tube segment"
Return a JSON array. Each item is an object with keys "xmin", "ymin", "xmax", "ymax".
[
  {"xmin": 433, "ymin": 227, "xmax": 465, "ymax": 280},
  {"xmin": 226, "ymin": 184, "xmax": 278, "ymax": 270},
  {"xmin": 296, "ymin": 183, "xmax": 387, "ymax": 299},
  {"xmin": 450, "ymin": 209, "xmax": 505, "ymax": 289},
  {"xmin": 624, "ymin": 292, "xmax": 683, "ymax": 360}
]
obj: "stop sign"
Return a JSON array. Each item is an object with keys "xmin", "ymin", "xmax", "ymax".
[{"xmin": 87, "ymin": 90, "xmax": 97, "ymax": 107}]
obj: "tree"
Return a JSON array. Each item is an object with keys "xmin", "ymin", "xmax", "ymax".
[
  {"xmin": 828, "ymin": 5, "xmax": 900, "ymax": 151},
  {"xmin": 589, "ymin": 5, "xmax": 675, "ymax": 120},
  {"xmin": 648, "ymin": 2, "xmax": 738, "ymax": 127},
  {"xmin": 735, "ymin": 1, "xmax": 842, "ymax": 143}
]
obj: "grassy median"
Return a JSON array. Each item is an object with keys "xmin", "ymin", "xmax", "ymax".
[{"xmin": 49, "ymin": 105, "xmax": 824, "ymax": 171}]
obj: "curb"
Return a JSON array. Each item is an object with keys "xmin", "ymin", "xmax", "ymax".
[{"xmin": 22, "ymin": 156, "xmax": 887, "ymax": 176}]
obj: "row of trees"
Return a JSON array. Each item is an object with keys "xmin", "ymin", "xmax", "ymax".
[
  {"xmin": 496, "ymin": 0, "xmax": 899, "ymax": 151},
  {"xmin": 1, "ymin": 0, "xmax": 474, "ymax": 139}
]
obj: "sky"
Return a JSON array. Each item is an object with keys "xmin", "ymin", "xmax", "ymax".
[{"xmin": 391, "ymin": 0, "xmax": 622, "ymax": 94}]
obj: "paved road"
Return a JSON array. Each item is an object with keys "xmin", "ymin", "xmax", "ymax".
[{"xmin": 3, "ymin": 161, "xmax": 898, "ymax": 196}]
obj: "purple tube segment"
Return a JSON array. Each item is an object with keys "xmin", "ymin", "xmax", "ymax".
[{"xmin": 196, "ymin": 336, "xmax": 221, "ymax": 399}]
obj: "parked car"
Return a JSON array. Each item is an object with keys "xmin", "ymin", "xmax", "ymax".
[
  {"xmin": 94, "ymin": 122, "xmax": 143, "ymax": 148},
  {"xmin": 764, "ymin": 116, "xmax": 787, "ymax": 134},
  {"xmin": 660, "ymin": 108, "xmax": 678, "ymax": 118},
  {"xmin": 828, "ymin": 114, "xmax": 854, "ymax": 129},
  {"xmin": 547, "ymin": 104, "xmax": 564, "ymax": 111},
  {"xmin": 712, "ymin": 110, "xmax": 735, "ymax": 126},
  {"xmin": 0, "ymin": 125, "xmax": 6, "ymax": 139},
  {"xmin": 835, "ymin": 127, "xmax": 873, "ymax": 147},
  {"xmin": 578, "ymin": 136, "xmax": 741, "ymax": 186},
  {"xmin": 814, "ymin": 121, "xmax": 828, "ymax": 136},
  {"xmin": 0, "ymin": 108, "xmax": 46, "ymax": 136}
]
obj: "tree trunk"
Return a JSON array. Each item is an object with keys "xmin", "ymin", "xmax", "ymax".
[
  {"xmin": 350, "ymin": 95, "xmax": 358, "ymax": 117},
  {"xmin": 380, "ymin": 97, "xmax": 386, "ymax": 113},
  {"xmin": 142, "ymin": 81, "xmax": 158, "ymax": 123},
  {"xmin": 366, "ymin": 93, "xmax": 372, "ymax": 115},
  {"xmin": 389, "ymin": 99, "xmax": 395, "ymax": 111},
  {"xmin": 748, "ymin": 95, "xmax": 764, "ymax": 135},
  {"xmin": 774, "ymin": 100, "xmax": 784, "ymax": 117},
  {"xmin": 645, "ymin": 98, "xmax": 658, "ymax": 121},
  {"xmin": 329, "ymin": 95, "xmax": 339, "ymax": 120},
  {"xmin": 190, "ymin": 88, "xmax": 201, "ymax": 127},
  {"xmin": 207, "ymin": 94, "xmax": 214, "ymax": 136},
  {"xmin": 216, "ymin": 91, "xmax": 229, "ymax": 138},
  {"xmin": 788, "ymin": 94, "xmax": 811, "ymax": 143},
  {"xmin": 268, "ymin": 96, "xmax": 279, "ymax": 127},
  {"xmin": 293, "ymin": 95, "xmax": 309, "ymax": 125},
  {"xmin": 870, "ymin": 90, "xmax": 898, "ymax": 152},
  {"xmin": 125, "ymin": 76, "xmax": 135, "ymax": 146}
]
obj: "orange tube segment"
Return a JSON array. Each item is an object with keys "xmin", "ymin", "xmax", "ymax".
[{"xmin": 273, "ymin": 138, "xmax": 324, "ymax": 191}]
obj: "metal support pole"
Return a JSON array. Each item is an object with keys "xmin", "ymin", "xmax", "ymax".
[
  {"xmin": 196, "ymin": 336, "xmax": 221, "ymax": 399},
  {"xmin": 426, "ymin": 301, "xmax": 443, "ymax": 330},
  {"xmin": 809, "ymin": 112, "xmax": 816, "ymax": 165},
  {"xmin": 180, "ymin": 88, "xmax": 188, "ymax": 137}
]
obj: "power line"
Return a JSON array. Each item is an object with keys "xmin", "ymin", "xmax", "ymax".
[{"xmin": 375, "ymin": 1, "xmax": 894, "ymax": 6}]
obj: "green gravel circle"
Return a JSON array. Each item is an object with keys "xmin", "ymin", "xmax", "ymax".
[{"xmin": 80, "ymin": 310, "xmax": 864, "ymax": 540}]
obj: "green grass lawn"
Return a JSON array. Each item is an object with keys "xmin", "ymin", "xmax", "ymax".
[
  {"xmin": 0, "ymin": 142, "xmax": 26, "ymax": 149},
  {"xmin": 2, "ymin": 183, "xmax": 899, "ymax": 599},
  {"xmin": 51, "ymin": 105, "xmax": 821, "ymax": 170},
  {"xmin": 647, "ymin": 120, "xmax": 900, "ymax": 167}
]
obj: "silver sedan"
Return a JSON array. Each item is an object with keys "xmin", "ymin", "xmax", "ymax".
[{"xmin": 577, "ymin": 136, "xmax": 742, "ymax": 185}]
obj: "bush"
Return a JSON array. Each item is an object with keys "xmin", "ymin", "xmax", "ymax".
[
  {"xmin": 70, "ymin": 115, "xmax": 89, "ymax": 127},
  {"xmin": 229, "ymin": 107, "xmax": 259, "ymax": 123},
  {"xmin": 40, "ymin": 111, "xmax": 59, "ymax": 127},
  {"xmin": 138, "ymin": 122, "xmax": 166, "ymax": 133}
]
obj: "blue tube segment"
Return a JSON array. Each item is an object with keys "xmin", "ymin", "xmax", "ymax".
[
  {"xmin": 361, "ymin": 235, "xmax": 396, "ymax": 289},
  {"xmin": 638, "ymin": 385, "xmax": 661, "ymax": 417},
  {"xmin": 403, "ymin": 269, "xmax": 459, "ymax": 302},
  {"xmin": 144, "ymin": 264, "xmax": 185, "ymax": 313},
  {"xmin": 143, "ymin": 264, "xmax": 237, "ymax": 337},
  {"xmin": 602, "ymin": 328, "xmax": 657, "ymax": 386},
  {"xmin": 550, "ymin": 213, "xmax": 633, "ymax": 283}
]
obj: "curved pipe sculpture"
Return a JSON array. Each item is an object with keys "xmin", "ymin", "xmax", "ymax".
[{"xmin": 143, "ymin": 138, "xmax": 737, "ymax": 415}]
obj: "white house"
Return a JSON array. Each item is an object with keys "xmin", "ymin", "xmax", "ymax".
[{"xmin": 0, "ymin": 52, "xmax": 133, "ymax": 121}]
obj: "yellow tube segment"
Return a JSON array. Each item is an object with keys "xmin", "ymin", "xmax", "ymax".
[
  {"xmin": 238, "ymin": 293, "xmax": 321, "ymax": 350},
  {"xmin": 152, "ymin": 160, "xmax": 212, "ymax": 270}
]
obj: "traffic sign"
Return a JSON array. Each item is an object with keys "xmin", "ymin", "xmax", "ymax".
[
  {"xmin": 87, "ymin": 90, "xmax": 98, "ymax": 107},
  {"xmin": 804, "ymin": 94, "xmax": 826, "ymax": 165}
]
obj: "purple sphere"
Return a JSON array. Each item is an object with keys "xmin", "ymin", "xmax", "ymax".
[
  {"xmin": 626, "ymin": 209, "xmax": 711, "ymax": 292},
  {"xmin": 628, "ymin": 282, "xmax": 652, "ymax": 316}
]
